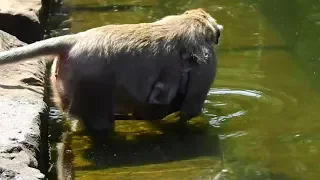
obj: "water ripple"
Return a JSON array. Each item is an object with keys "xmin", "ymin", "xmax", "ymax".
[{"xmin": 206, "ymin": 86, "xmax": 298, "ymax": 127}]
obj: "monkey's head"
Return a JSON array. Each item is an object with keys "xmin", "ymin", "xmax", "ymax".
[{"xmin": 183, "ymin": 8, "xmax": 223, "ymax": 45}]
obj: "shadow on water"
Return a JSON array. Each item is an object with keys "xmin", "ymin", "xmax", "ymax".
[
  {"xmin": 67, "ymin": 117, "xmax": 224, "ymax": 179},
  {"xmin": 74, "ymin": 126, "xmax": 221, "ymax": 170}
]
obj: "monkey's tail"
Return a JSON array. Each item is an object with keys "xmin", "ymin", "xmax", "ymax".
[{"xmin": 0, "ymin": 34, "xmax": 78, "ymax": 65}]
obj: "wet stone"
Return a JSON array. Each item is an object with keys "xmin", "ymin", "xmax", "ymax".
[
  {"xmin": 0, "ymin": 30, "xmax": 46, "ymax": 179},
  {"xmin": 0, "ymin": 0, "xmax": 45, "ymax": 43}
]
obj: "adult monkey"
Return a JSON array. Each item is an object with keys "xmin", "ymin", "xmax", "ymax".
[{"xmin": 0, "ymin": 8, "xmax": 223, "ymax": 137}]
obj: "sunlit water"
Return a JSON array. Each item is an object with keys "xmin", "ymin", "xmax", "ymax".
[{"xmin": 49, "ymin": 0, "xmax": 320, "ymax": 179}]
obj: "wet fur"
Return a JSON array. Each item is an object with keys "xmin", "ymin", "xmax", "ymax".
[{"xmin": 0, "ymin": 8, "xmax": 223, "ymax": 135}]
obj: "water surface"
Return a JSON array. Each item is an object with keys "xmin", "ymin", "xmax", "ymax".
[{"xmin": 55, "ymin": 0, "xmax": 320, "ymax": 179}]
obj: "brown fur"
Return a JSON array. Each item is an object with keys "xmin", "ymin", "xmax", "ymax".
[{"xmin": 0, "ymin": 8, "xmax": 223, "ymax": 135}]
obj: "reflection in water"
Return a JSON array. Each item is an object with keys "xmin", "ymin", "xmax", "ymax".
[
  {"xmin": 210, "ymin": 89, "xmax": 263, "ymax": 98},
  {"xmin": 76, "ymin": 130, "xmax": 220, "ymax": 169},
  {"xmin": 70, "ymin": 4, "xmax": 152, "ymax": 12},
  {"xmin": 45, "ymin": 0, "xmax": 320, "ymax": 179},
  {"xmin": 70, "ymin": 121, "xmax": 223, "ymax": 179}
]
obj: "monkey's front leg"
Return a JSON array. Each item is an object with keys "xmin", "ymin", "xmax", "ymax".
[
  {"xmin": 178, "ymin": 61, "xmax": 215, "ymax": 133},
  {"xmin": 177, "ymin": 97, "xmax": 204, "ymax": 134}
]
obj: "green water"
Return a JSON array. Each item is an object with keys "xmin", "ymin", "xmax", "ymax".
[{"xmin": 58, "ymin": 0, "xmax": 320, "ymax": 179}]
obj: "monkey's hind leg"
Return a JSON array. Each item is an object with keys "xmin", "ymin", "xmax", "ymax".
[{"xmin": 68, "ymin": 81, "xmax": 115, "ymax": 141}]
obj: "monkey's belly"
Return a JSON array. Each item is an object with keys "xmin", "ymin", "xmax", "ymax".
[
  {"xmin": 112, "ymin": 86, "xmax": 169, "ymax": 120},
  {"xmin": 113, "ymin": 85, "xmax": 185, "ymax": 120}
]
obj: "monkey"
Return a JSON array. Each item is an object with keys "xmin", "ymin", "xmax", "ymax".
[
  {"xmin": 131, "ymin": 40, "xmax": 217, "ymax": 122},
  {"xmin": 148, "ymin": 81, "xmax": 176, "ymax": 105},
  {"xmin": 0, "ymin": 8, "xmax": 223, "ymax": 137},
  {"xmin": 147, "ymin": 49, "xmax": 194, "ymax": 105}
]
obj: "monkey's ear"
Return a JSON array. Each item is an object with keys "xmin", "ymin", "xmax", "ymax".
[
  {"xmin": 214, "ymin": 30, "xmax": 220, "ymax": 44},
  {"xmin": 214, "ymin": 24, "xmax": 223, "ymax": 44}
]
